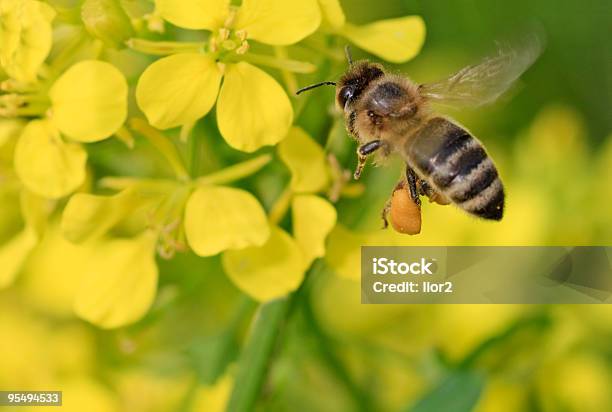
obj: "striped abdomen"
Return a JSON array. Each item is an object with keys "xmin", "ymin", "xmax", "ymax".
[{"xmin": 405, "ymin": 117, "xmax": 504, "ymax": 220}]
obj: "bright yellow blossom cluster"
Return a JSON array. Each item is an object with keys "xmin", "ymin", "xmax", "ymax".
[{"xmin": 0, "ymin": 0, "xmax": 426, "ymax": 330}]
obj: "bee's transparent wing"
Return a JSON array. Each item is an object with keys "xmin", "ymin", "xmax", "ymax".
[{"xmin": 420, "ymin": 34, "xmax": 544, "ymax": 107}]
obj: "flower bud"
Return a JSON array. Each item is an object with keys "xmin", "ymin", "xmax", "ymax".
[{"xmin": 81, "ymin": 0, "xmax": 134, "ymax": 49}]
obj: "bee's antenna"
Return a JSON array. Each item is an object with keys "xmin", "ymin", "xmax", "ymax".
[
  {"xmin": 295, "ymin": 81, "xmax": 336, "ymax": 95},
  {"xmin": 345, "ymin": 45, "xmax": 353, "ymax": 66}
]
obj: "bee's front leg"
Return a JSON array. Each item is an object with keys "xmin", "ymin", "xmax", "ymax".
[{"xmin": 354, "ymin": 139, "xmax": 382, "ymax": 180}]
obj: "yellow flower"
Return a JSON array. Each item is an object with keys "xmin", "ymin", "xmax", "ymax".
[
  {"xmin": 59, "ymin": 154, "xmax": 275, "ymax": 323},
  {"xmin": 0, "ymin": 0, "xmax": 55, "ymax": 83},
  {"xmin": 317, "ymin": 0, "xmax": 426, "ymax": 63},
  {"xmin": 136, "ymin": 0, "xmax": 321, "ymax": 152},
  {"xmin": 221, "ymin": 127, "xmax": 337, "ymax": 302},
  {"xmin": 9, "ymin": 60, "xmax": 128, "ymax": 198}
]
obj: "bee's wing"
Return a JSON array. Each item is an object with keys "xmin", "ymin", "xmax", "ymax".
[{"xmin": 420, "ymin": 34, "xmax": 544, "ymax": 107}]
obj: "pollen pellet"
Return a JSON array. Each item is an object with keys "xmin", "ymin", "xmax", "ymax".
[{"xmin": 389, "ymin": 186, "xmax": 422, "ymax": 235}]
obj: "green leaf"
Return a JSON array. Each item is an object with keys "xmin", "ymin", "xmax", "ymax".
[{"xmin": 407, "ymin": 371, "xmax": 486, "ymax": 412}]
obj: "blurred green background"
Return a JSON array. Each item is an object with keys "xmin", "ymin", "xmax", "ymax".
[{"xmin": 1, "ymin": 0, "xmax": 611, "ymax": 411}]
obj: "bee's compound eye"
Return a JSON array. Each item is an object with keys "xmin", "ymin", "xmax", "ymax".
[{"xmin": 338, "ymin": 86, "xmax": 354, "ymax": 107}]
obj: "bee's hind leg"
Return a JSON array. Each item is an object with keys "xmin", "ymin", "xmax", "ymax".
[
  {"xmin": 405, "ymin": 166, "xmax": 421, "ymax": 207},
  {"xmin": 417, "ymin": 178, "xmax": 451, "ymax": 205},
  {"xmin": 354, "ymin": 139, "xmax": 383, "ymax": 180}
]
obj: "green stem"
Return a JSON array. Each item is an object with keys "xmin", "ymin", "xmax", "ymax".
[
  {"xmin": 195, "ymin": 154, "xmax": 272, "ymax": 186},
  {"xmin": 229, "ymin": 53, "xmax": 316, "ymax": 74},
  {"xmin": 274, "ymin": 46, "xmax": 298, "ymax": 93},
  {"xmin": 267, "ymin": 186, "xmax": 293, "ymax": 225},
  {"xmin": 226, "ymin": 261, "xmax": 325, "ymax": 411},
  {"xmin": 226, "ymin": 297, "xmax": 290, "ymax": 412},
  {"xmin": 129, "ymin": 118, "xmax": 190, "ymax": 181},
  {"xmin": 99, "ymin": 177, "xmax": 178, "ymax": 192},
  {"xmin": 126, "ymin": 38, "xmax": 206, "ymax": 55}
]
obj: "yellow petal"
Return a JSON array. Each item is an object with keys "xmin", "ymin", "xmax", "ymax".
[
  {"xmin": 222, "ymin": 227, "xmax": 306, "ymax": 301},
  {"xmin": 340, "ymin": 16, "xmax": 426, "ymax": 63},
  {"xmin": 136, "ymin": 53, "xmax": 222, "ymax": 129},
  {"xmin": 49, "ymin": 60, "xmax": 128, "ymax": 142},
  {"xmin": 14, "ymin": 120, "xmax": 87, "ymax": 199},
  {"xmin": 20, "ymin": 225, "xmax": 93, "ymax": 316},
  {"xmin": 62, "ymin": 187, "xmax": 147, "ymax": 244},
  {"xmin": 317, "ymin": 0, "xmax": 345, "ymax": 29},
  {"xmin": 217, "ymin": 62, "xmax": 292, "ymax": 152},
  {"xmin": 156, "ymin": 0, "xmax": 229, "ymax": 31},
  {"xmin": 292, "ymin": 195, "xmax": 336, "ymax": 265},
  {"xmin": 235, "ymin": 0, "xmax": 321, "ymax": 45},
  {"xmin": 184, "ymin": 186, "xmax": 270, "ymax": 257},
  {"xmin": 0, "ymin": 0, "xmax": 21, "ymax": 68},
  {"xmin": 0, "ymin": 227, "xmax": 37, "ymax": 288},
  {"xmin": 20, "ymin": 189, "xmax": 51, "ymax": 238},
  {"xmin": 277, "ymin": 126, "xmax": 329, "ymax": 193},
  {"xmin": 74, "ymin": 232, "xmax": 158, "ymax": 329},
  {"xmin": 1, "ymin": 0, "xmax": 55, "ymax": 82},
  {"xmin": 0, "ymin": 119, "xmax": 24, "ymax": 147}
]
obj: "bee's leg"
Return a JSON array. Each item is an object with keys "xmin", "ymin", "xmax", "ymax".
[
  {"xmin": 381, "ymin": 197, "xmax": 391, "ymax": 229},
  {"xmin": 418, "ymin": 179, "xmax": 451, "ymax": 205},
  {"xmin": 405, "ymin": 166, "xmax": 421, "ymax": 207},
  {"xmin": 354, "ymin": 139, "xmax": 382, "ymax": 180}
]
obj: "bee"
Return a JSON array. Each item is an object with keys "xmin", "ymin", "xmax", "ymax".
[{"xmin": 297, "ymin": 36, "xmax": 543, "ymax": 231}]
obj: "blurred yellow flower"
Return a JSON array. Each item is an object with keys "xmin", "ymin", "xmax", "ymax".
[
  {"xmin": 137, "ymin": 0, "xmax": 322, "ymax": 152},
  {"xmin": 0, "ymin": 183, "xmax": 50, "ymax": 289},
  {"xmin": 0, "ymin": 0, "xmax": 55, "ymax": 82},
  {"xmin": 0, "ymin": 224, "xmax": 37, "ymax": 287},
  {"xmin": 191, "ymin": 373, "xmax": 233, "ymax": 412},
  {"xmin": 74, "ymin": 231, "xmax": 158, "ymax": 329},
  {"xmin": 20, "ymin": 225, "xmax": 95, "ymax": 316},
  {"xmin": 538, "ymin": 354, "xmax": 612, "ymax": 412},
  {"xmin": 14, "ymin": 119, "xmax": 88, "ymax": 198}
]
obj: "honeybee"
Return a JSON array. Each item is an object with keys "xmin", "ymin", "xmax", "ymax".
[{"xmin": 297, "ymin": 36, "xmax": 542, "ymax": 232}]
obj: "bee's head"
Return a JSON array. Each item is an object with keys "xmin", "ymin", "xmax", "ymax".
[
  {"xmin": 336, "ymin": 61, "xmax": 384, "ymax": 111},
  {"xmin": 295, "ymin": 46, "xmax": 384, "ymax": 111}
]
